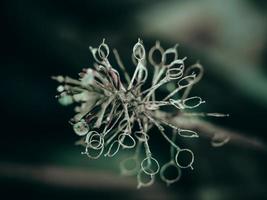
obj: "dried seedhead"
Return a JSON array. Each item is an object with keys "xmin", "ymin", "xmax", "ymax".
[{"xmin": 52, "ymin": 39, "xmax": 227, "ymax": 188}]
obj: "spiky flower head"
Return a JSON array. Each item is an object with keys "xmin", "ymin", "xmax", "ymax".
[{"xmin": 52, "ymin": 39, "xmax": 217, "ymax": 188}]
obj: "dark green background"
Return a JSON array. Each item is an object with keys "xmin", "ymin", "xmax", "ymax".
[{"xmin": 1, "ymin": 0, "xmax": 267, "ymax": 199}]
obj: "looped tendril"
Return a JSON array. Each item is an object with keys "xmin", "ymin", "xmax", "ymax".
[
  {"xmin": 162, "ymin": 74, "xmax": 197, "ymax": 101},
  {"xmin": 128, "ymin": 40, "xmax": 148, "ymax": 90},
  {"xmin": 104, "ymin": 140, "xmax": 121, "ymax": 157},
  {"xmin": 175, "ymin": 148, "xmax": 194, "ymax": 170},
  {"xmin": 85, "ymin": 131, "xmax": 104, "ymax": 150},
  {"xmin": 170, "ymin": 96, "xmax": 205, "ymax": 110},
  {"xmin": 137, "ymin": 168, "xmax": 155, "ymax": 189},
  {"xmin": 148, "ymin": 41, "xmax": 164, "ymax": 67},
  {"xmin": 136, "ymin": 62, "xmax": 148, "ymax": 84},
  {"xmin": 178, "ymin": 129, "xmax": 199, "ymax": 138},
  {"xmin": 160, "ymin": 160, "xmax": 182, "ymax": 186},
  {"xmin": 120, "ymin": 156, "xmax": 140, "ymax": 176},
  {"xmin": 97, "ymin": 38, "xmax": 110, "ymax": 60},
  {"xmin": 133, "ymin": 38, "xmax": 145, "ymax": 61},
  {"xmin": 134, "ymin": 131, "xmax": 150, "ymax": 142},
  {"xmin": 182, "ymin": 96, "xmax": 206, "ymax": 108},
  {"xmin": 141, "ymin": 155, "xmax": 160, "ymax": 176},
  {"xmin": 211, "ymin": 133, "xmax": 230, "ymax": 147},
  {"xmin": 178, "ymin": 74, "xmax": 197, "ymax": 88},
  {"xmin": 118, "ymin": 132, "xmax": 136, "ymax": 149},
  {"xmin": 81, "ymin": 143, "xmax": 104, "ymax": 159},
  {"xmin": 166, "ymin": 61, "xmax": 184, "ymax": 80},
  {"xmin": 162, "ymin": 44, "xmax": 178, "ymax": 67},
  {"xmin": 184, "ymin": 62, "xmax": 204, "ymax": 84}
]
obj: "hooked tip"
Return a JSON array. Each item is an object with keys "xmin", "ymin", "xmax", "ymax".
[{"xmin": 173, "ymin": 43, "xmax": 179, "ymax": 48}]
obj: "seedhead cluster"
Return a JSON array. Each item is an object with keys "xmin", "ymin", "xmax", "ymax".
[{"xmin": 53, "ymin": 39, "xmax": 210, "ymax": 188}]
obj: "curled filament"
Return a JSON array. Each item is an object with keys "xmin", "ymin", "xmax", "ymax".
[
  {"xmin": 141, "ymin": 155, "xmax": 160, "ymax": 176},
  {"xmin": 175, "ymin": 148, "xmax": 194, "ymax": 170},
  {"xmin": 160, "ymin": 160, "xmax": 182, "ymax": 186}
]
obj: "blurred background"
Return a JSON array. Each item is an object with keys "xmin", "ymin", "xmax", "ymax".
[{"xmin": 1, "ymin": 0, "xmax": 267, "ymax": 199}]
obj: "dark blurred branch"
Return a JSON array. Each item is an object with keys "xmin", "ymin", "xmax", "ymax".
[
  {"xmin": 0, "ymin": 162, "xmax": 134, "ymax": 190},
  {"xmin": 157, "ymin": 111, "xmax": 267, "ymax": 151},
  {"xmin": 0, "ymin": 162, "xmax": 172, "ymax": 199}
]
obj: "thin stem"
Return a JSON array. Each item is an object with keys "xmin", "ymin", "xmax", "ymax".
[
  {"xmin": 144, "ymin": 112, "xmax": 180, "ymax": 150},
  {"xmin": 113, "ymin": 49, "xmax": 131, "ymax": 84}
]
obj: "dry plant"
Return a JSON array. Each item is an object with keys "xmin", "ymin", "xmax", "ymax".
[{"xmin": 52, "ymin": 39, "xmax": 230, "ymax": 188}]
